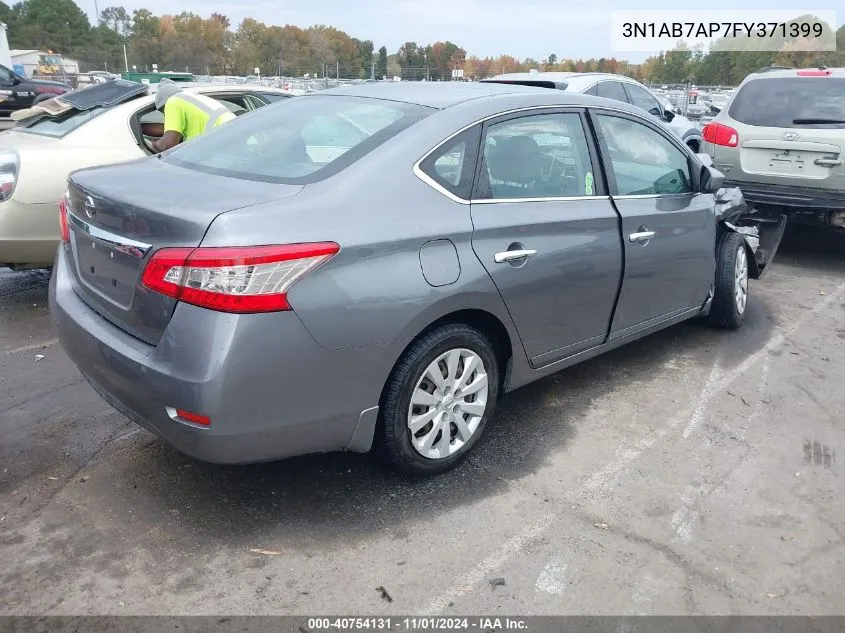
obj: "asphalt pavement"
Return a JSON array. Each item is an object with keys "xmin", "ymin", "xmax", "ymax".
[{"xmin": 1, "ymin": 225, "xmax": 844, "ymax": 615}]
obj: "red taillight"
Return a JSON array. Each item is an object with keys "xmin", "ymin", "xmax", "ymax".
[
  {"xmin": 797, "ymin": 70, "xmax": 831, "ymax": 76},
  {"xmin": 141, "ymin": 243, "xmax": 340, "ymax": 313},
  {"xmin": 702, "ymin": 122, "xmax": 738, "ymax": 148},
  {"xmin": 58, "ymin": 194, "xmax": 70, "ymax": 243},
  {"xmin": 174, "ymin": 409, "xmax": 211, "ymax": 426}
]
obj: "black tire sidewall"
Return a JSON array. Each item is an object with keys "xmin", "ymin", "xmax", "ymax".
[
  {"xmin": 380, "ymin": 325, "xmax": 499, "ymax": 476},
  {"xmin": 710, "ymin": 231, "xmax": 747, "ymax": 329}
]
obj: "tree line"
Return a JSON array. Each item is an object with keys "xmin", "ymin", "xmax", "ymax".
[{"xmin": 1, "ymin": 0, "xmax": 843, "ymax": 85}]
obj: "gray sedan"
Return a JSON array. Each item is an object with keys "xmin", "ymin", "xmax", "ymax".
[{"xmin": 50, "ymin": 83, "xmax": 776, "ymax": 476}]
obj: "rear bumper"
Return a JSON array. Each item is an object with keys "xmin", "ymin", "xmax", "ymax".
[
  {"xmin": 50, "ymin": 246, "xmax": 396, "ymax": 464},
  {"xmin": 0, "ymin": 199, "xmax": 61, "ymax": 267},
  {"xmin": 725, "ymin": 181, "xmax": 845, "ymax": 227}
]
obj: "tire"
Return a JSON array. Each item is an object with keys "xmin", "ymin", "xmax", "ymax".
[
  {"xmin": 378, "ymin": 323, "xmax": 500, "ymax": 476},
  {"xmin": 708, "ymin": 231, "xmax": 749, "ymax": 329}
]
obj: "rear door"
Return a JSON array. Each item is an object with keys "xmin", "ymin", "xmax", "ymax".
[
  {"xmin": 716, "ymin": 76, "xmax": 845, "ymax": 192},
  {"xmin": 468, "ymin": 108, "xmax": 623, "ymax": 367},
  {"xmin": 591, "ymin": 110, "xmax": 715, "ymax": 337}
]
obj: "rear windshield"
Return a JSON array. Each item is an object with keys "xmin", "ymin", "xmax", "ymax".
[
  {"xmin": 19, "ymin": 107, "xmax": 104, "ymax": 138},
  {"xmin": 729, "ymin": 77, "xmax": 845, "ymax": 128},
  {"xmin": 163, "ymin": 96, "xmax": 432, "ymax": 184}
]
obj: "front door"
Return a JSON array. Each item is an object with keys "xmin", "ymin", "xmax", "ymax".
[
  {"xmin": 591, "ymin": 111, "xmax": 716, "ymax": 338},
  {"xmin": 469, "ymin": 109, "xmax": 623, "ymax": 367}
]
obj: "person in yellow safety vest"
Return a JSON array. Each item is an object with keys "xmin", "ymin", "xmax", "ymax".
[{"xmin": 150, "ymin": 79, "xmax": 236, "ymax": 153}]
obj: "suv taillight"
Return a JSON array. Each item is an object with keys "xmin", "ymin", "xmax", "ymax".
[
  {"xmin": 141, "ymin": 243, "xmax": 340, "ymax": 313},
  {"xmin": 0, "ymin": 150, "xmax": 19, "ymax": 202},
  {"xmin": 58, "ymin": 192, "xmax": 70, "ymax": 243},
  {"xmin": 702, "ymin": 122, "xmax": 738, "ymax": 148}
]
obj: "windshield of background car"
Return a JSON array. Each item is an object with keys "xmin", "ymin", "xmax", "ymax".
[
  {"xmin": 729, "ymin": 77, "xmax": 845, "ymax": 128},
  {"xmin": 18, "ymin": 107, "xmax": 105, "ymax": 138},
  {"xmin": 163, "ymin": 96, "xmax": 432, "ymax": 184}
]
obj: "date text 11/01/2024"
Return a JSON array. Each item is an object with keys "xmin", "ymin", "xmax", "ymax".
[
  {"xmin": 305, "ymin": 617, "xmax": 529, "ymax": 631},
  {"xmin": 621, "ymin": 21, "xmax": 824, "ymax": 39}
]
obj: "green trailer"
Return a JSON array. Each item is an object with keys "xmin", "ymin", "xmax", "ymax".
[{"xmin": 120, "ymin": 72, "xmax": 196, "ymax": 84}]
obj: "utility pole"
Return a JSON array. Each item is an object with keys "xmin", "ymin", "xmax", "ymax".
[
  {"xmin": 371, "ymin": 60, "xmax": 375, "ymax": 81},
  {"xmin": 93, "ymin": 0, "xmax": 100, "ymax": 24},
  {"xmin": 123, "ymin": 44, "xmax": 129, "ymax": 73}
]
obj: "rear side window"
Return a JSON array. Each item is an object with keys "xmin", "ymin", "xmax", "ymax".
[
  {"xmin": 595, "ymin": 81, "xmax": 628, "ymax": 103},
  {"xmin": 19, "ymin": 107, "xmax": 105, "ymax": 138},
  {"xmin": 418, "ymin": 126, "xmax": 481, "ymax": 200},
  {"xmin": 476, "ymin": 112, "xmax": 596, "ymax": 200},
  {"xmin": 164, "ymin": 96, "xmax": 432, "ymax": 184},
  {"xmin": 729, "ymin": 78, "xmax": 845, "ymax": 128}
]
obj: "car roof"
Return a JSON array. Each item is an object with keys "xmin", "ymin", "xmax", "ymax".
[
  {"xmin": 312, "ymin": 81, "xmax": 564, "ymax": 109},
  {"xmin": 741, "ymin": 66, "xmax": 845, "ymax": 81}
]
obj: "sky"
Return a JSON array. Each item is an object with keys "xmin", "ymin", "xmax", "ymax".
[{"xmin": 81, "ymin": 0, "xmax": 840, "ymax": 62}]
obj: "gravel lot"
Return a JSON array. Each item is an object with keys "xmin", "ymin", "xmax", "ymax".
[{"xmin": 1, "ymin": 225, "xmax": 843, "ymax": 616}]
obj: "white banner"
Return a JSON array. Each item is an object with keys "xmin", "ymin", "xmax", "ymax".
[{"xmin": 610, "ymin": 10, "xmax": 837, "ymax": 52}]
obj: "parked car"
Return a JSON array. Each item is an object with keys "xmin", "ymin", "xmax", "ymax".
[
  {"xmin": 0, "ymin": 81, "xmax": 292, "ymax": 269},
  {"xmin": 481, "ymin": 72, "xmax": 704, "ymax": 151},
  {"xmin": 701, "ymin": 67, "xmax": 845, "ymax": 231},
  {"xmin": 0, "ymin": 62, "xmax": 71, "ymax": 118},
  {"xmin": 51, "ymin": 82, "xmax": 782, "ymax": 476}
]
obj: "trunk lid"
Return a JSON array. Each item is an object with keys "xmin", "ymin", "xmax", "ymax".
[
  {"xmin": 0, "ymin": 128, "xmax": 60, "ymax": 150},
  {"xmin": 738, "ymin": 128, "xmax": 844, "ymax": 187},
  {"xmin": 65, "ymin": 158, "xmax": 303, "ymax": 344}
]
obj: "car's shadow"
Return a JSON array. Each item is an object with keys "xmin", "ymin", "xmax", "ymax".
[{"xmin": 773, "ymin": 223, "xmax": 845, "ymax": 276}]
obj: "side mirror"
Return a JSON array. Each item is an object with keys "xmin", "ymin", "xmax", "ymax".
[
  {"xmin": 663, "ymin": 108, "xmax": 675, "ymax": 122},
  {"xmin": 700, "ymin": 165, "xmax": 725, "ymax": 193}
]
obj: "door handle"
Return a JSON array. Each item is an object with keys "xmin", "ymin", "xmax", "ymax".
[
  {"xmin": 814, "ymin": 158, "xmax": 841, "ymax": 167},
  {"xmin": 494, "ymin": 249, "xmax": 537, "ymax": 263},
  {"xmin": 629, "ymin": 231, "xmax": 656, "ymax": 242}
]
